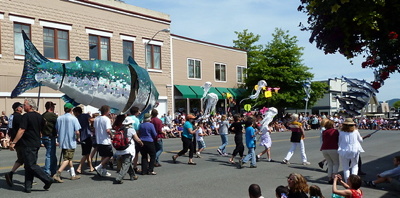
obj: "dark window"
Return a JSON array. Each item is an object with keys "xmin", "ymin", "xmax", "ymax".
[
  {"xmin": 43, "ymin": 27, "xmax": 69, "ymax": 60},
  {"xmin": 89, "ymin": 34, "xmax": 110, "ymax": 61}
]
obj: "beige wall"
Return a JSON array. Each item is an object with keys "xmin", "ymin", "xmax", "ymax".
[
  {"xmin": 172, "ymin": 35, "xmax": 247, "ymax": 88},
  {"xmin": 0, "ymin": 0, "xmax": 172, "ymax": 115}
]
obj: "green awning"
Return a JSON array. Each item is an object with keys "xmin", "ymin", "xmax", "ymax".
[
  {"xmin": 189, "ymin": 86, "xmax": 205, "ymax": 99},
  {"xmin": 215, "ymin": 87, "xmax": 232, "ymax": 99},
  {"xmin": 189, "ymin": 86, "xmax": 223, "ymax": 99},
  {"xmin": 175, "ymin": 85, "xmax": 197, "ymax": 98},
  {"xmin": 228, "ymin": 88, "xmax": 246, "ymax": 99},
  {"xmin": 209, "ymin": 87, "xmax": 224, "ymax": 99}
]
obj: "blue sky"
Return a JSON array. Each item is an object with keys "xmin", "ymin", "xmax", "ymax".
[{"xmin": 126, "ymin": 0, "xmax": 399, "ymax": 101}]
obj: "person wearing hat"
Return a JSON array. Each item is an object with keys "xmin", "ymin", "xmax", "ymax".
[
  {"xmin": 281, "ymin": 113, "xmax": 311, "ymax": 165},
  {"xmin": 52, "ymin": 103, "xmax": 81, "ymax": 182},
  {"xmin": 338, "ymin": 118, "xmax": 367, "ymax": 182},
  {"xmin": 114, "ymin": 116, "xmax": 143, "ymax": 184},
  {"xmin": 5, "ymin": 102, "xmax": 24, "ymax": 187},
  {"xmin": 172, "ymin": 113, "xmax": 197, "ymax": 165},
  {"xmin": 41, "ymin": 101, "xmax": 58, "ymax": 177},
  {"xmin": 138, "ymin": 113, "xmax": 157, "ymax": 175}
]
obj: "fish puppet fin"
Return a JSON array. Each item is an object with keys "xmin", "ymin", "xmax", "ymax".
[
  {"xmin": 61, "ymin": 95, "xmax": 81, "ymax": 107},
  {"xmin": 75, "ymin": 56, "xmax": 83, "ymax": 61},
  {"xmin": 11, "ymin": 30, "xmax": 51, "ymax": 98}
]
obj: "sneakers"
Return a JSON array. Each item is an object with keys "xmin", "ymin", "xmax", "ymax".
[
  {"xmin": 52, "ymin": 171, "xmax": 64, "ymax": 183},
  {"xmin": 102, "ymin": 169, "xmax": 111, "ymax": 177},
  {"xmin": 217, "ymin": 149, "xmax": 223, "ymax": 155},
  {"xmin": 256, "ymin": 155, "xmax": 260, "ymax": 162},
  {"xmin": 70, "ymin": 175, "xmax": 81, "ymax": 180},
  {"xmin": 281, "ymin": 159, "xmax": 290, "ymax": 164},
  {"xmin": 113, "ymin": 180, "xmax": 123, "ymax": 184},
  {"xmin": 302, "ymin": 161, "xmax": 311, "ymax": 165},
  {"xmin": 222, "ymin": 153, "xmax": 229, "ymax": 156},
  {"xmin": 364, "ymin": 180, "xmax": 376, "ymax": 188},
  {"xmin": 5, "ymin": 172, "xmax": 13, "ymax": 187},
  {"xmin": 196, "ymin": 152, "xmax": 201, "ymax": 158},
  {"xmin": 249, "ymin": 165, "xmax": 257, "ymax": 168},
  {"xmin": 267, "ymin": 158, "xmax": 272, "ymax": 162},
  {"xmin": 318, "ymin": 161, "xmax": 324, "ymax": 169}
]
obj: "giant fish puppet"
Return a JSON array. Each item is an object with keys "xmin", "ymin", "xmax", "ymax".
[{"xmin": 11, "ymin": 31, "xmax": 159, "ymax": 117}]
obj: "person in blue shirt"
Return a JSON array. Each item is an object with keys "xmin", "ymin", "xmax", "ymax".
[
  {"xmin": 172, "ymin": 114, "xmax": 197, "ymax": 165},
  {"xmin": 238, "ymin": 116, "xmax": 257, "ymax": 168}
]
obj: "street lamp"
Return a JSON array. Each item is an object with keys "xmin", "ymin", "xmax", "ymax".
[{"xmin": 145, "ymin": 28, "xmax": 170, "ymax": 69}]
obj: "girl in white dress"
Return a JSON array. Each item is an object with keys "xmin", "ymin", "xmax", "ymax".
[{"xmin": 338, "ymin": 118, "xmax": 364, "ymax": 181}]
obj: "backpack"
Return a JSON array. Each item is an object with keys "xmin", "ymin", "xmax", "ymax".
[{"xmin": 112, "ymin": 127, "xmax": 131, "ymax": 150}]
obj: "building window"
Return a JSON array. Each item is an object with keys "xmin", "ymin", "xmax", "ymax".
[
  {"xmin": 89, "ymin": 34, "xmax": 110, "ymax": 61},
  {"xmin": 215, "ymin": 63, "xmax": 226, "ymax": 81},
  {"xmin": 188, "ymin": 58, "xmax": 201, "ymax": 79},
  {"xmin": 332, "ymin": 93, "xmax": 337, "ymax": 102},
  {"xmin": 237, "ymin": 66, "xmax": 246, "ymax": 83},
  {"xmin": 146, "ymin": 44, "xmax": 161, "ymax": 69},
  {"xmin": 122, "ymin": 40, "xmax": 134, "ymax": 64},
  {"xmin": 43, "ymin": 28, "xmax": 69, "ymax": 60},
  {"xmin": 14, "ymin": 23, "xmax": 31, "ymax": 55}
]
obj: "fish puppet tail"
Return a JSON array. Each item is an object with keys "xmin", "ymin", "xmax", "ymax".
[{"xmin": 11, "ymin": 30, "xmax": 51, "ymax": 98}]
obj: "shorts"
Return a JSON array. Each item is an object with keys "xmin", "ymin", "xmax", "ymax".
[
  {"xmin": 98, "ymin": 144, "xmax": 113, "ymax": 157},
  {"xmin": 81, "ymin": 137, "xmax": 93, "ymax": 155},
  {"xmin": 15, "ymin": 146, "xmax": 24, "ymax": 164},
  {"xmin": 62, "ymin": 149, "xmax": 75, "ymax": 161},
  {"xmin": 197, "ymin": 140, "xmax": 206, "ymax": 149}
]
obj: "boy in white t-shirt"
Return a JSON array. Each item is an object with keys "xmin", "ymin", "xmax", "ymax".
[{"xmin": 196, "ymin": 122, "xmax": 207, "ymax": 158}]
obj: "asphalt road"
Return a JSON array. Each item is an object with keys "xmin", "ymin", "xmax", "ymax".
[{"xmin": 0, "ymin": 129, "xmax": 399, "ymax": 198}]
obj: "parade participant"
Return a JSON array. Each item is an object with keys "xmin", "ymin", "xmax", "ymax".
[
  {"xmin": 172, "ymin": 114, "xmax": 197, "ymax": 165},
  {"xmin": 229, "ymin": 115, "xmax": 244, "ymax": 164},
  {"xmin": 332, "ymin": 174, "xmax": 363, "ymax": 198},
  {"xmin": 238, "ymin": 116, "xmax": 257, "ymax": 168},
  {"xmin": 287, "ymin": 173, "xmax": 309, "ymax": 198},
  {"xmin": 9, "ymin": 99, "xmax": 54, "ymax": 193},
  {"xmin": 256, "ymin": 107, "xmax": 278, "ymax": 162},
  {"xmin": 114, "ymin": 116, "xmax": 143, "ymax": 184},
  {"xmin": 0, "ymin": 111, "xmax": 9, "ymax": 149},
  {"xmin": 151, "ymin": 109, "xmax": 165, "ymax": 167},
  {"xmin": 94, "ymin": 105, "xmax": 113, "ymax": 177},
  {"xmin": 138, "ymin": 113, "xmax": 157, "ymax": 175},
  {"xmin": 217, "ymin": 115, "xmax": 230, "ymax": 156},
  {"xmin": 195, "ymin": 122, "xmax": 207, "ymax": 158},
  {"xmin": 365, "ymin": 156, "xmax": 400, "ymax": 191},
  {"xmin": 129, "ymin": 106, "xmax": 141, "ymax": 173},
  {"xmin": 52, "ymin": 103, "xmax": 81, "ymax": 183},
  {"xmin": 74, "ymin": 107, "xmax": 95, "ymax": 174},
  {"xmin": 41, "ymin": 101, "xmax": 58, "ymax": 177},
  {"xmin": 320, "ymin": 120, "xmax": 340, "ymax": 184},
  {"xmin": 282, "ymin": 114, "xmax": 311, "ymax": 165},
  {"xmin": 338, "ymin": 118, "xmax": 364, "ymax": 181},
  {"xmin": 5, "ymin": 102, "xmax": 24, "ymax": 187}
]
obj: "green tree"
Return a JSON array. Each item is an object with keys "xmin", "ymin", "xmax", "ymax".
[
  {"xmin": 234, "ymin": 28, "xmax": 327, "ymax": 111},
  {"xmin": 298, "ymin": 0, "xmax": 400, "ymax": 90},
  {"xmin": 393, "ymin": 100, "xmax": 400, "ymax": 109},
  {"xmin": 233, "ymin": 29, "xmax": 264, "ymax": 69}
]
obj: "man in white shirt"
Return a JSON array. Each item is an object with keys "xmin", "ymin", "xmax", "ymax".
[{"xmin": 94, "ymin": 105, "xmax": 113, "ymax": 177}]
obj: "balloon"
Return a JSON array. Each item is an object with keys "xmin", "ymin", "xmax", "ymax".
[{"xmin": 244, "ymin": 104, "xmax": 252, "ymax": 112}]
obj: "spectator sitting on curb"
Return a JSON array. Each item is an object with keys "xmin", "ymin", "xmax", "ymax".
[{"xmin": 365, "ymin": 156, "xmax": 400, "ymax": 192}]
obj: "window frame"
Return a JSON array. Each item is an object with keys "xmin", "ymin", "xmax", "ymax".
[
  {"xmin": 237, "ymin": 65, "xmax": 246, "ymax": 83},
  {"xmin": 214, "ymin": 62, "xmax": 227, "ymax": 82},
  {"xmin": 89, "ymin": 34, "xmax": 111, "ymax": 61},
  {"xmin": 187, "ymin": 58, "xmax": 202, "ymax": 79},
  {"xmin": 43, "ymin": 27, "xmax": 70, "ymax": 60},
  {"xmin": 145, "ymin": 44, "xmax": 162, "ymax": 70},
  {"xmin": 122, "ymin": 40, "xmax": 134, "ymax": 64},
  {"xmin": 0, "ymin": 13, "xmax": 3, "ymax": 56},
  {"xmin": 13, "ymin": 22, "xmax": 31, "ymax": 56}
]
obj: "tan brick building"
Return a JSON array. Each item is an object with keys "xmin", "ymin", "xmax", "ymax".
[{"xmin": 0, "ymin": 0, "xmax": 247, "ymax": 116}]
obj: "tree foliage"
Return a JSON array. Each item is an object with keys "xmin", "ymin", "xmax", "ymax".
[
  {"xmin": 393, "ymin": 100, "xmax": 400, "ymax": 109},
  {"xmin": 233, "ymin": 28, "xmax": 327, "ymax": 111},
  {"xmin": 298, "ymin": 0, "xmax": 400, "ymax": 90}
]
